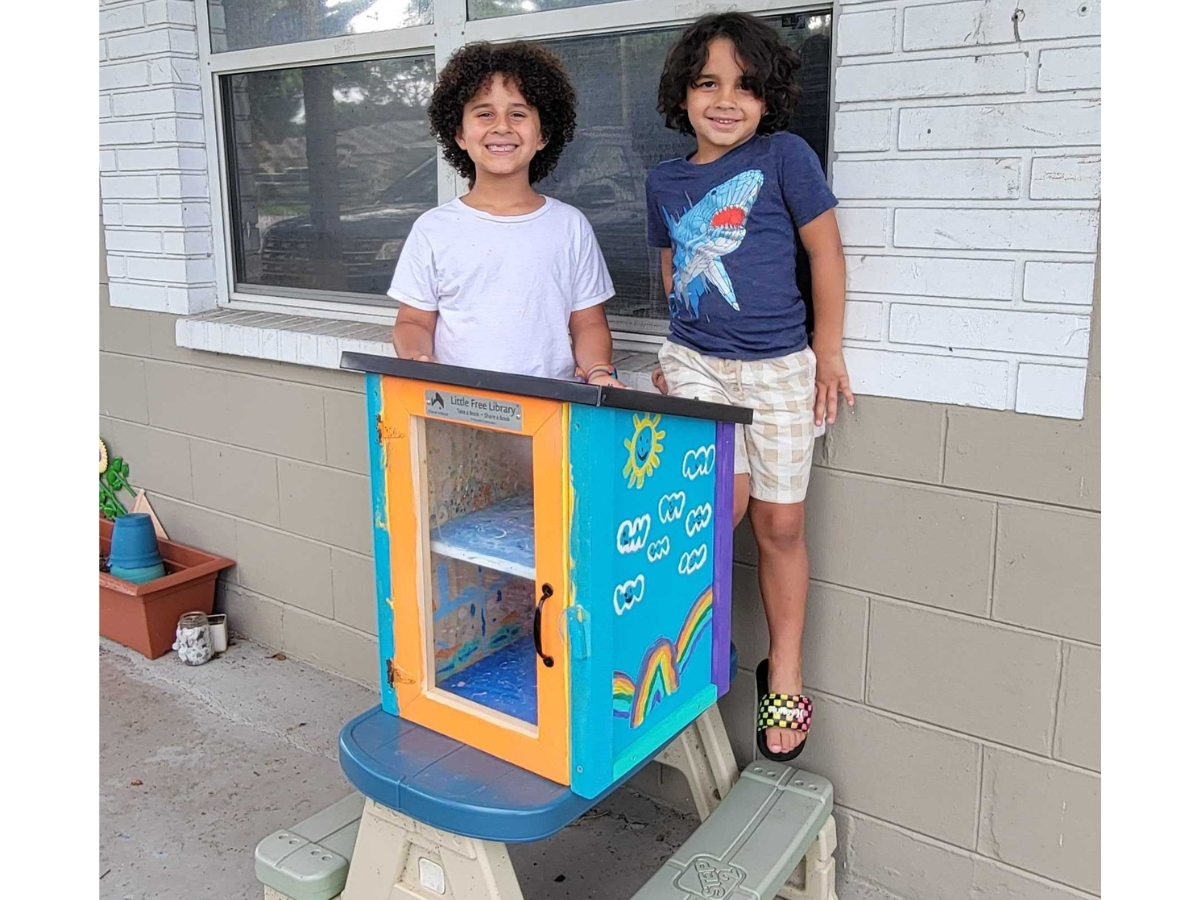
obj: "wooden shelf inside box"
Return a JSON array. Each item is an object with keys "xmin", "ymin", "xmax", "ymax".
[{"xmin": 429, "ymin": 494, "xmax": 535, "ymax": 580}]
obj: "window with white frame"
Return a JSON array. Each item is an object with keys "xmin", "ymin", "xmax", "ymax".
[{"xmin": 202, "ymin": 1, "xmax": 833, "ymax": 340}]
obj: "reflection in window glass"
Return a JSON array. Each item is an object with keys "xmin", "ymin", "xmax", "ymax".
[
  {"xmin": 468, "ymin": 0, "xmax": 623, "ymax": 21},
  {"xmin": 540, "ymin": 13, "xmax": 833, "ymax": 331},
  {"xmin": 209, "ymin": 0, "xmax": 432, "ymax": 53},
  {"xmin": 222, "ymin": 56, "xmax": 437, "ymax": 301}
]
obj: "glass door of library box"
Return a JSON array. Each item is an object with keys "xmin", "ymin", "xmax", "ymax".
[{"xmin": 379, "ymin": 376, "xmax": 570, "ymax": 785}]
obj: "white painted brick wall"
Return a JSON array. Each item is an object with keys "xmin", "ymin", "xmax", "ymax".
[
  {"xmin": 847, "ymin": 255, "xmax": 1015, "ymax": 301},
  {"xmin": 836, "ymin": 53, "xmax": 1027, "ymax": 102},
  {"xmin": 894, "ymin": 208, "xmax": 1099, "ymax": 253},
  {"xmin": 889, "ymin": 304, "xmax": 1091, "ymax": 358},
  {"xmin": 835, "ymin": 208, "xmax": 888, "ymax": 247},
  {"xmin": 1037, "ymin": 46, "xmax": 1101, "ymax": 92},
  {"xmin": 844, "ymin": 346, "xmax": 1010, "ymax": 410},
  {"xmin": 903, "ymin": 0, "xmax": 1101, "ymax": 51},
  {"xmin": 100, "ymin": 0, "xmax": 214, "ymax": 315},
  {"xmin": 899, "ymin": 100, "xmax": 1101, "ymax": 150},
  {"xmin": 833, "ymin": 158, "xmax": 1021, "ymax": 200},
  {"xmin": 145, "ymin": 0, "xmax": 195, "ymax": 26},
  {"xmin": 832, "ymin": 0, "xmax": 1100, "ymax": 417},
  {"xmin": 834, "ymin": 109, "xmax": 893, "ymax": 152},
  {"xmin": 1023, "ymin": 262, "xmax": 1095, "ymax": 306},
  {"xmin": 1030, "ymin": 155, "xmax": 1101, "ymax": 199},
  {"xmin": 837, "ymin": 10, "xmax": 896, "ymax": 57},
  {"xmin": 1016, "ymin": 0, "xmax": 1102, "ymax": 42},
  {"xmin": 844, "ymin": 300, "xmax": 885, "ymax": 342},
  {"xmin": 1016, "ymin": 363, "xmax": 1088, "ymax": 418}
]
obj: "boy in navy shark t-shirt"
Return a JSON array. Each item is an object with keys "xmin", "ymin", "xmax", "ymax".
[{"xmin": 645, "ymin": 13, "xmax": 854, "ymax": 763}]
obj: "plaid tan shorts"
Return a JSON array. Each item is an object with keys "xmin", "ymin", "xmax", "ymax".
[{"xmin": 658, "ymin": 340, "xmax": 817, "ymax": 504}]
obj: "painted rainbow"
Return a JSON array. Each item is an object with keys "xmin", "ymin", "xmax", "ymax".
[{"xmin": 675, "ymin": 586, "xmax": 713, "ymax": 672}]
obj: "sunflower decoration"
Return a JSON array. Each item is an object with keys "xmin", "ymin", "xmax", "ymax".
[
  {"xmin": 100, "ymin": 439, "xmax": 109, "ymax": 475},
  {"xmin": 622, "ymin": 413, "xmax": 665, "ymax": 489}
]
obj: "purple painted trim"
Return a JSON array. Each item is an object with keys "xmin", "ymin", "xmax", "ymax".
[{"xmin": 711, "ymin": 422, "xmax": 735, "ymax": 696}]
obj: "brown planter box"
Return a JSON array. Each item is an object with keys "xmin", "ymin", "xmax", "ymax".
[{"xmin": 100, "ymin": 518, "xmax": 235, "ymax": 659}]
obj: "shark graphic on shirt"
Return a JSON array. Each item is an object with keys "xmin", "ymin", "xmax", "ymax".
[{"xmin": 662, "ymin": 169, "xmax": 765, "ymax": 319}]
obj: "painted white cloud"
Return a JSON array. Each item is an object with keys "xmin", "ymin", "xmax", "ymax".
[
  {"xmin": 647, "ymin": 536, "xmax": 670, "ymax": 563},
  {"xmin": 658, "ymin": 491, "xmax": 686, "ymax": 523},
  {"xmin": 682, "ymin": 445, "xmax": 716, "ymax": 480},
  {"xmin": 613, "ymin": 574, "xmax": 646, "ymax": 616},
  {"xmin": 678, "ymin": 545, "xmax": 708, "ymax": 576},
  {"xmin": 616, "ymin": 514, "xmax": 651, "ymax": 554},
  {"xmin": 685, "ymin": 503, "xmax": 713, "ymax": 537}
]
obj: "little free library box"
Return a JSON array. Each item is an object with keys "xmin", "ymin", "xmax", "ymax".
[{"xmin": 341, "ymin": 353, "xmax": 752, "ymax": 799}]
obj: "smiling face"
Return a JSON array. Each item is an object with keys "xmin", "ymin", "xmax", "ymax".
[
  {"xmin": 636, "ymin": 428, "xmax": 653, "ymax": 463},
  {"xmin": 622, "ymin": 413, "xmax": 666, "ymax": 490},
  {"xmin": 684, "ymin": 37, "xmax": 766, "ymax": 163},
  {"xmin": 456, "ymin": 73, "xmax": 547, "ymax": 184}
]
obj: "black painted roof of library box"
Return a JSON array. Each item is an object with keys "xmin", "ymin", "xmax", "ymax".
[{"xmin": 340, "ymin": 353, "xmax": 754, "ymax": 425}]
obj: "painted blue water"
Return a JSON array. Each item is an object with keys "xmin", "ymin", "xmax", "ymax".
[
  {"xmin": 430, "ymin": 495, "xmax": 535, "ymax": 578},
  {"xmin": 439, "ymin": 635, "xmax": 538, "ymax": 725}
]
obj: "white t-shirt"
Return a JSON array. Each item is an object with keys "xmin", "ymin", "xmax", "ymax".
[{"xmin": 387, "ymin": 196, "xmax": 615, "ymax": 380}]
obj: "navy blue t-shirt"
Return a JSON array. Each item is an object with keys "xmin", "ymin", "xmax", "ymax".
[{"xmin": 645, "ymin": 132, "xmax": 837, "ymax": 360}]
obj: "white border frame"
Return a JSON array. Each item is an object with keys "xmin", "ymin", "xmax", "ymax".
[{"xmin": 196, "ymin": 0, "xmax": 835, "ymax": 342}]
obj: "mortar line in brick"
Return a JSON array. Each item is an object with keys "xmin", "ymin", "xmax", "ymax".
[
  {"xmin": 973, "ymin": 742, "xmax": 984, "ymax": 850},
  {"xmin": 841, "ymin": 199, "xmax": 1102, "ymax": 212},
  {"xmin": 813, "ymin": 463, "xmax": 1101, "ymax": 514},
  {"xmin": 938, "ymin": 407, "xmax": 949, "ymax": 482},
  {"xmin": 832, "ymin": 147, "xmax": 1102, "ymax": 164},
  {"xmin": 843, "ymin": 34, "xmax": 1103, "ymax": 62},
  {"xmin": 157, "ymin": 416, "xmax": 338, "ymax": 470},
  {"xmin": 1050, "ymin": 640, "xmax": 1067, "ymax": 759},
  {"xmin": 99, "ymin": 409, "xmax": 153, "ymax": 429},
  {"xmin": 137, "ymin": 463, "xmax": 368, "ymax": 555},
  {"xmin": 321, "ymin": 391, "xmax": 330, "ymax": 473},
  {"xmin": 861, "ymin": 596, "xmax": 872, "ymax": 702},
  {"xmin": 141, "ymin": 354, "xmax": 368, "ymax": 395},
  {"xmin": 844, "ymin": 94, "xmax": 1102, "ymax": 122},
  {"xmin": 854, "ymin": 586, "xmax": 1096, "ymax": 647},
  {"xmin": 986, "ymin": 503, "xmax": 999, "ymax": 617},
  {"xmin": 285, "ymin": 601, "xmax": 377, "ymax": 639},
  {"xmin": 838, "ymin": 806, "xmax": 1101, "ymax": 900},
  {"xmin": 809, "ymin": 687, "xmax": 1101, "ymax": 776},
  {"xmin": 119, "ymin": 381, "xmax": 367, "ymax": 467}
]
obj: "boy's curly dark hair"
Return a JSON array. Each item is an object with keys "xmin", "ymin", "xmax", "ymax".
[
  {"xmin": 658, "ymin": 13, "xmax": 800, "ymax": 137},
  {"xmin": 428, "ymin": 42, "xmax": 577, "ymax": 185}
]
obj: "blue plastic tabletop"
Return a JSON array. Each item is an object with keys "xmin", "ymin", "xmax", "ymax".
[{"xmin": 339, "ymin": 646, "xmax": 739, "ymax": 843}]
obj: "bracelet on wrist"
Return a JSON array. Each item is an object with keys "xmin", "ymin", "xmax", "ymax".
[{"xmin": 581, "ymin": 363, "xmax": 616, "ymax": 383}]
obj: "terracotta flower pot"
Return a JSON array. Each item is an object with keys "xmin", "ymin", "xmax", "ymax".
[{"xmin": 100, "ymin": 518, "xmax": 235, "ymax": 659}]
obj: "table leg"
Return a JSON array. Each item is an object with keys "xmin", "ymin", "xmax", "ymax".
[{"xmin": 342, "ymin": 800, "xmax": 524, "ymax": 900}]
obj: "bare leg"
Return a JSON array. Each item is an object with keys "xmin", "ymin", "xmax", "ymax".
[
  {"xmin": 748, "ymin": 498, "xmax": 808, "ymax": 756},
  {"xmin": 733, "ymin": 473, "xmax": 750, "ymax": 527}
]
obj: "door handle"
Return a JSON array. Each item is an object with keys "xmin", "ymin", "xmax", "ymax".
[{"xmin": 534, "ymin": 583, "xmax": 555, "ymax": 668}]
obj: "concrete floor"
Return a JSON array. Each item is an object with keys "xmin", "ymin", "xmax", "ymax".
[{"xmin": 99, "ymin": 637, "xmax": 703, "ymax": 900}]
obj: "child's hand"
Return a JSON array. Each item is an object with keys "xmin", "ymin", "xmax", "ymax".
[
  {"xmin": 813, "ymin": 347, "xmax": 854, "ymax": 426},
  {"xmin": 651, "ymin": 366, "xmax": 669, "ymax": 395}
]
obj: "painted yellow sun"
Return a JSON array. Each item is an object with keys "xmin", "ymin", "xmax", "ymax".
[{"xmin": 623, "ymin": 413, "xmax": 665, "ymax": 489}]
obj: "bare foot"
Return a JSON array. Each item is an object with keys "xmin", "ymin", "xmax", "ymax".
[{"xmin": 766, "ymin": 659, "xmax": 806, "ymax": 756}]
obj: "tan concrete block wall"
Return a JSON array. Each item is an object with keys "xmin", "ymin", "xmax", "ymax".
[{"xmin": 98, "ymin": 225, "xmax": 1099, "ymax": 900}]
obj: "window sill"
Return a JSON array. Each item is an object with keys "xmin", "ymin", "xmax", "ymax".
[{"xmin": 175, "ymin": 309, "xmax": 663, "ymax": 391}]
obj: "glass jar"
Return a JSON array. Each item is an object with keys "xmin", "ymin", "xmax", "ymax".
[{"xmin": 174, "ymin": 611, "xmax": 214, "ymax": 666}]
